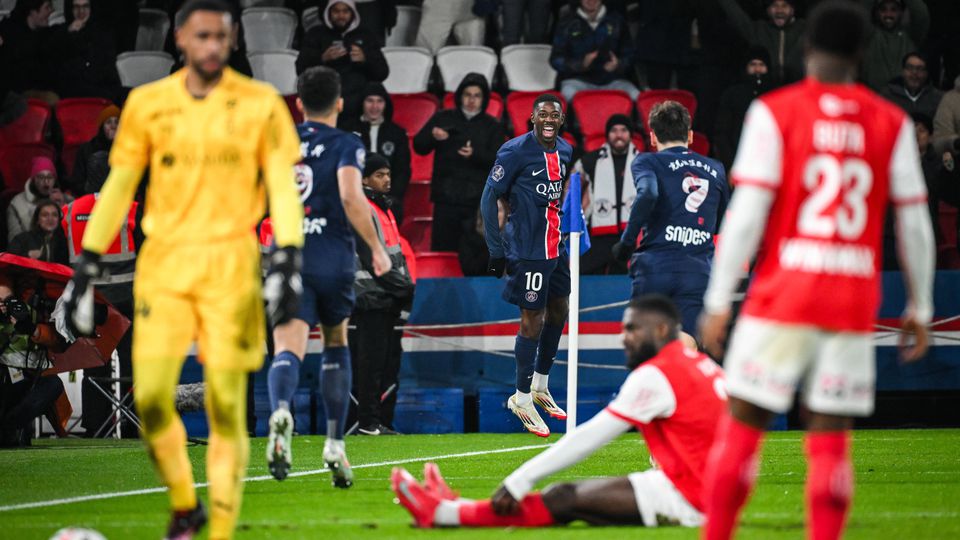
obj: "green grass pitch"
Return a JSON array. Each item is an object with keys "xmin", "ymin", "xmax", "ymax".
[{"xmin": 1, "ymin": 430, "xmax": 958, "ymax": 539}]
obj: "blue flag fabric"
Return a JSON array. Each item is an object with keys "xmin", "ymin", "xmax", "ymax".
[{"xmin": 560, "ymin": 172, "xmax": 591, "ymax": 255}]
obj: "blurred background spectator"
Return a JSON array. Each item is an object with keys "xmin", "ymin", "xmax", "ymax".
[
  {"xmin": 574, "ymin": 113, "xmax": 637, "ymax": 275},
  {"xmin": 881, "ymin": 52, "xmax": 943, "ymax": 120},
  {"xmin": 314, "ymin": 0, "xmax": 398, "ymax": 46},
  {"xmin": 933, "ymin": 76, "xmax": 960, "ymax": 155},
  {"xmin": 714, "ymin": 46, "xmax": 773, "ymax": 172},
  {"xmin": 634, "ymin": 0, "xmax": 698, "ymax": 91},
  {"xmin": 69, "ymin": 104, "xmax": 119, "ymax": 196},
  {"xmin": 718, "ymin": 0, "xmax": 805, "ymax": 86},
  {"xmin": 413, "ymin": 73, "xmax": 504, "ymax": 251},
  {"xmin": 550, "ymin": 0, "xmax": 638, "ymax": 102},
  {"xmin": 8, "ymin": 158, "xmax": 65, "ymax": 243},
  {"xmin": 9, "ymin": 200, "xmax": 69, "ymax": 265},
  {"xmin": 501, "ymin": 0, "xmax": 552, "ymax": 46},
  {"xmin": 297, "ymin": 0, "xmax": 389, "ymax": 122},
  {"xmin": 415, "ymin": 0, "xmax": 486, "ymax": 53},
  {"xmin": 861, "ymin": 0, "xmax": 929, "ymax": 92},
  {"xmin": 0, "ymin": 0, "xmax": 60, "ymax": 103},
  {"xmin": 56, "ymin": 0, "xmax": 122, "ymax": 102},
  {"xmin": 342, "ymin": 83, "xmax": 411, "ymax": 223}
]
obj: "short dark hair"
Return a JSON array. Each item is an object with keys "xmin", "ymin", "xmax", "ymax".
[
  {"xmin": 902, "ymin": 51, "xmax": 925, "ymax": 68},
  {"xmin": 911, "ymin": 112, "xmax": 933, "ymax": 133},
  {"xmin": 628, "ymin": 294, "xmax": 681, "ymax": 331},
  {"xmin": 298, "ymin": 67, "xmax": 341, "ymax": 115},
  {"xmin": 532, "ymin": 93, "xmax": 563, "ymax": 112},
  {"xmin": 806, "ymin": 1, "xmax": 869, "ymax": 60},
  {"xmin": 175, "ymin": 0, "xmax": 232, "ymax": 28},
  {"xmin": 648, "ymin": 101, "xmax": 690, "ymax": 143}
]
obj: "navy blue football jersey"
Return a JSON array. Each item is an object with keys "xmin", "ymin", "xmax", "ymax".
[
  {"xmin": 486, "ymin": 132, "xmax": 574, "ymax": 260},
  {"xmin": 630, "ymin": 147, "xmax": 728, "ymax": 274},
  {"xmin": 296, "ymin": 121, "xmax": 366, "ymax": 276}
]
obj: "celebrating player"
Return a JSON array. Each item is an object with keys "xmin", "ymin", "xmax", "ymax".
[
  {"xmin": 698, "ymin": 3, "xmax": 935, "ymax": 539},
  {"xmin": 481, "ymin": 94, "xmax": 574, "ymax": 437},
  {"xmin": 391, "ymin": 295, "xmax": 725, "ymax": 529},
  {"xmin": 264, "ymin": 66, "xmax": 391, "ymax": 486},
  {"xmin": 612, "ymin": 101, "xmax": 728, "ymax": 338},
  {"xmin": 60, "ymin": 1, "xmax": 305, "ymax": 538}
]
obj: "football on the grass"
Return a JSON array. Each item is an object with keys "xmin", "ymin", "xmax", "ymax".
[{"xmin": 50, "ymin": 528, "xmax": 107, "ymax": 540}]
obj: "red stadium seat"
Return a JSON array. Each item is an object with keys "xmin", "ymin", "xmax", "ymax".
[
  {"xmin": 505, "ymin": 91, "xmax": 566, "ymax": 137},
  {"xmin": 415, "ymin": 251, "xmax": 463, "ymax": 278},
  {"xmin": 0, "ymin": 143, "xmax": 56, "ymax": 195},
  {"xmin": 690, "ymin": 131, "xmax": 710, "ymax": 156},
  {"xmin": 55, "ymin": 98, "xmax": 113, "ymax": 146},
  {"xmin": 938, "ymin": 203, "xmax": 960, "ymax": 269},
  {"xmin": 442, "ymin": 92, "xmax": 504, "ymax": 119},
  {"xmin": 61, "ymin": 143, "xmax": 82, "ymax": 178},
  {"xmin": 571, "ymin": 90, "xmax": 632, "ymax": 140},
  {"xmin": 410, "ymin": 141, "xmax": 433, "ymax": 181},
  {"xmin": 391, "ymin": 93, "xmax": 438, "ymax": 136},
  {"xmin": 402, "ymin": 180, "xmax": 433, "ymax": 219},
  {"xmin": 0, "ymin": 99, "xmax": 51, "ymax": 145},
  {"xmin": 636, "ymin": 89, "xmax": 697, "ymax": 130},
  {"xmin": 399, "ymin": 216, "xmax": 433, "ymax": 253},
  {"xmin": 283, "ymin": 94, "xmax": 303, "ymax": 124},
  {"xmin": 632, "ymin": 134, "xmax": 647, "ymax": 152}
]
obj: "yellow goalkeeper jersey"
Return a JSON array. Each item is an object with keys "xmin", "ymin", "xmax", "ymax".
[{"xmin": 84, "ymin": 67, "xmax": 303, "ymax": 251}]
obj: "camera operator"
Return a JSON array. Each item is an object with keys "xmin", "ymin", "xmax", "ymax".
[{"xmin": 0, "ymin": 275, "xmax": 67, "ymax": 447}]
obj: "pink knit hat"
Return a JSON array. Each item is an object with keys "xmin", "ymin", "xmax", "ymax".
[{"xmin": 30, "ymin": 157, "xmax": 56, "ymax": 178}]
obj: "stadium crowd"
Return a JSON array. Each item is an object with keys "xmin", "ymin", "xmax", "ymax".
[{"xmin": 0, "ymin": 0, "xmax": 958, "ymax": 440}]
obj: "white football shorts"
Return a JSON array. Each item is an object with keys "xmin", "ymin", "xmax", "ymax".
[
  {"xmin": 628, "ymin": 470, "xmax": 703, "ymax": 527},
  {"xmin": 723, "ymin": 315, "xmax": 875, "ymax": 416}
]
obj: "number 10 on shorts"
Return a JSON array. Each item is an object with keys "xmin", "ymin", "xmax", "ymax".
[{"xmin": 525, "ymin": 272, "xmax": 543, "ymax": 291}]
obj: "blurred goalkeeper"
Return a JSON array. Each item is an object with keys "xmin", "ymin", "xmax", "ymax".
[
  {"xmin": 392, "ymin": 295, "xmax": 725, "ymax": 529},
  {"xmin": 60, "ymin": 1, "xmax": 304, "ymax": 539}
]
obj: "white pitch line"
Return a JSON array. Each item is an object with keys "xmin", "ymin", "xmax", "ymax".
[{"xmin": 0, "ymin": 443, "xmax": 550, "ymax": 513}]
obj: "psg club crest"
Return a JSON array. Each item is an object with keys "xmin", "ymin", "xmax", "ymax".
[
  {"xmin": 382, "ymin": 141, "xmax": 395, "ymax": 156},
  {"xmin": 525, "ymin": 291, "xmax": 538, "ymax": 303},
  {"xmin": 295, "ymin": 163, "xmax": 314, "ymax": 202},
  {"xmin": 356, "ymin": 148, "xmax": 366, "ymax": 169},
  {"xmin": 492, "ymin": 164, "xmax": 505, "ymax": 182}
]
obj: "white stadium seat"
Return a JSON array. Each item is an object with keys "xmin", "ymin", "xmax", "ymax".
[
  {"xmin": 240, "ymin": 0, "xmax": 283, "ymax": 7},
  {"xmin": 301, "ymin": 6, "xmax": 321, "ymax": 32},
  {"xmin": 435, "ymin": 46, "xmax": 497, "ymax": 93},
  {"xmin": 242, "ymin": 7, "xmax": 296, "ymax": 53},
  {"xmin": 136, "ymin": 8, "xmax": 170, "ymax": 52},
  {"xmin": 116, "ymin": 51, "xmax": 175, "ymax": 88},
  {"xmin": 501, "ymin": 44, "xmax": 557, "ymax": 92},
  {"xmin": 385, "ymin": 5, "xmax": 421, "ymax": 47},
  {"xmin": 382, "ymin": 47, "xmax": 433, "ymax": 94},
  {"xmin": 248, "ymin": 50, "xmax": 298, "ymax": 95}
]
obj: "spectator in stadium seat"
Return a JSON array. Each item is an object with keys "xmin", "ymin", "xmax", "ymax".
[
  {"xmin": 550, "ymin": 0, "xmax": 639, "ymax": 103},
  {"xmin": 414, "ymin": 0, "xmax": 485, "ymax": 54},
  {"xmin": 717, "ymin": 0, "xmax": 805, "ymax": 86},
  {"xmin": 714, "ymin": 46, "xmax": 773, "ymax": 172},
  {"xmin": 634, "ymin": 0, "xmax": 699, "ymax": 91},
  {"xmin": 9, "ymin": 200, "xmax": 69, "ymax": 264},
  {"xmin": 69, "ymin": 105, "xmax": 119, "ymax": 197},
  {"xmin": 7, "ymin": 158, "xmax": 65, "ymax": 243},
  {"xmin": 573, "ymin": 114, "xmax": 638, "ymax": 275},
  {"xmin": 55, "ymin": 0, "xmax": 122, "ymax": 101},
  {"xmin": 502, "ymin": 0, "xmax": 552, "ymax": 46},
  {"xmin": 933, "ymin": 76, "xmax": 960, "ymax": 155},
  {"xmin": 349, "ymin": 154, "xmax": 414, "ymax": 436},
  {"xmin": 342, "ymin": 83, "xmax": 411, "ymax": 223},
  {"xmin": 296, "ymin": 0, "xmax": 389, "ymax": 123},
  {"xmin": 0, "ymin": 0, "xmax": 61, "ymax": 102},
  {"xmin": 861, "ymin": 0, "xmax": 929, "ymax": 92},
  {"xmin": 881, "ymin": 53, "xmax": 943, "ymax": 121},
  {"xmin": 313, "ymin": 0, "xmax": 397, "ymax": 46},
  {"xmin": 413, "ymin": 73, "xmax": 505, "ymax": 251}
]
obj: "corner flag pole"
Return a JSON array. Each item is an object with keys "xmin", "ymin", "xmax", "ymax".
[{"xmin": 566, "ymin": 231, "xmax": 580, "ymax": 432}]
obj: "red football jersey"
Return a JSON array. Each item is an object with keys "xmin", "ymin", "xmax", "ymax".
[
  {"xmin": 605, "ymin": 341, "xmax": 726, "ymax": 511},
  {"xmin": 731, "ymin": 78, "xmax": 927, "ymax": 331}
]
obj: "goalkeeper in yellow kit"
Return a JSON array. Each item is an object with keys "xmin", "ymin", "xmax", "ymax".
[{"xmin": 60, "ymin": 1, "xmax": 304, "ymax": 538}]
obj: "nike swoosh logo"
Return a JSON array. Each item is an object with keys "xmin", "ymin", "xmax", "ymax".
[{"xmin": 533, "ymin": 168, "xmax": 545, "ymax": 176}]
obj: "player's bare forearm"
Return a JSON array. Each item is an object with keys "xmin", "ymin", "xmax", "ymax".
[
  {"xmin": 894, "ymin": 202, "xmax": 935, "ymax": 325},
  {"xmin": 81, "ymin": 165, "xmax": 142, "ymax": 254},
  {"xmin": 264, "ymin": 159, "xmax": 305, "ymax": 248}
]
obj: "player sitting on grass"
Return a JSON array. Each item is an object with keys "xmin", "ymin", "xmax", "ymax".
[{"xmin": 392, "ymin": 294, "xmax": 725, "ymax": 528}]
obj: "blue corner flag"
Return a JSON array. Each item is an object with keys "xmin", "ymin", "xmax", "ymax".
[{"xmin": 560, "ymin": 172, "xmax": 591, "ymax": 255}]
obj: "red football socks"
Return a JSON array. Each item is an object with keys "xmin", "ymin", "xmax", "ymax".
[
  {"xmin": 805, "ymin": 431, "xmax": 853, "ymax": 540},
  {"xmin": 458, "ymin": 493, "xmax": 555, "ymax": 527},
  {"xmin": 702, "ymin": 414, "xmax": 764, "ymax": 540}
]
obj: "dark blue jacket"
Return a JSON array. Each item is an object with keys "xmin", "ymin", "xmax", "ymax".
[{"xmin": 549, "ymin": 8, "xmax": 635, "ymax": 86}]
